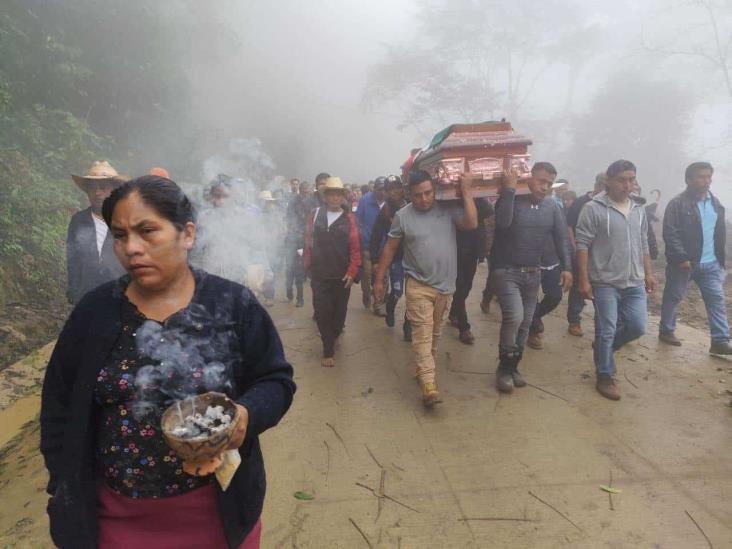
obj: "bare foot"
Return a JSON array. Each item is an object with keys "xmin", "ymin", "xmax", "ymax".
[{"xmin": 321, "ymin": 357, "xmax": 335, "ymax": 368}]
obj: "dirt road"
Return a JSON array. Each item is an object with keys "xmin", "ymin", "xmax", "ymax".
[{"xmin": 2, "ymin": 263, "xmax": 731, "ymax": 548}]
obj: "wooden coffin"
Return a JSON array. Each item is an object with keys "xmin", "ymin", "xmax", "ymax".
[{"xmin": 413, "ymin": 121, "xmax": 532, "ymax": 200}]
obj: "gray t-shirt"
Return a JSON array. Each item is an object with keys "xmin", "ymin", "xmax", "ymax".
[{"xmin": 389, "ymin": 202, "xmax": 464, "ymax": 294}]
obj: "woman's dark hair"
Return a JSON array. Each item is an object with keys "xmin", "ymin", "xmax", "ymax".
[
  {"xmin": 606, "ymin": 159, "xmax": 636, "ymax": 179},
  {"xmin": 102, "ymin": 175, "xmax": 195, "ymax": 230},
  {"xmin": 408, "ymin": 169, "xmax": 433, "ymax": 187},
  {"xmin": 685, "ymin": 161, "xmax": 713, "ymax": 183},
  {"xmin": 531, "ymin": 161, "xmax": 557, "ymax": 176}
]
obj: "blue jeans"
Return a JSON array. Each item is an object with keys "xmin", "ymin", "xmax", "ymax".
[
  {"xmin": 660, "ymin": 261, "xmax": 729, "ymax": 344},
  {"xmin": 592, "ymin": 284, "xmax": 647, "ymax": 377}
]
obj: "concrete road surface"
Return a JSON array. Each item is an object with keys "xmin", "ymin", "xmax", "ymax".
[
  {"xmin": 0, "ymin": 263, "xmax": 730, "ymax": 548},
  {"xmin": 260, "ymin": 263, "xmax": 732, "ymax": 548}
]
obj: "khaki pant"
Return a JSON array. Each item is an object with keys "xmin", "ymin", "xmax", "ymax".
[{"xmin": 405, "ymin": 277, "xmax": 452, "ymax": 384}]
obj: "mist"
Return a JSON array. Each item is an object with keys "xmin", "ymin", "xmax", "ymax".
[{"xmin": 167, "ymin": 0, "xmax": 732, "ymax": 206}]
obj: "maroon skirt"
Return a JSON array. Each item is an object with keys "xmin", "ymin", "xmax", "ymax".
[{"xmin": 98, "ymin": 482, "xmax": 261, "ymax": 549}]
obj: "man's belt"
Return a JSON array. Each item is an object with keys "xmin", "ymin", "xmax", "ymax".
[{"xmin": 508, "ymin": 266, "xmax": 540, "ymax": 273}]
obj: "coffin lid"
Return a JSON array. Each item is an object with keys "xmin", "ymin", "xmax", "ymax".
[{"xmin": 423, "ymin": 121, "xmax": 532, "ymax": 154}]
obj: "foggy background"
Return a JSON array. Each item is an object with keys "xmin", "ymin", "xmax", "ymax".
[
  {"xmin": 3, "ymin": 0, "xmax": 732, "ymax": 316},
  {"xmin": 177, "ymin": 0, "xmax": 732, "ymax": 204}
]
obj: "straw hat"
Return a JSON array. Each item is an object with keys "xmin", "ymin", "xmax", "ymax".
[
  {"xmin": 258, "ymin": 190, "xmax": 278, "ymax": 201},
  {"xmin": 319, "ymin": 176, "xmax": 347, "ymax": 194},
  {"xmin": 71, "ymin": 161, "xmax": 128, "ymax": 189}
]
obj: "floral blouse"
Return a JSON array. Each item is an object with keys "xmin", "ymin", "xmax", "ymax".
[{"xmin": 94, "ymin": 296, "xmax": 213, "ymax": 499}]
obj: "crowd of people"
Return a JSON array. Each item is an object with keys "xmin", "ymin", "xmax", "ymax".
[
  {"xmin": 63, "ymin": 158, "xmax": 730, "ymax": 410},
  {"xmin": 48, "ymin": 155, "xmax": 729, "ymax": 547}
]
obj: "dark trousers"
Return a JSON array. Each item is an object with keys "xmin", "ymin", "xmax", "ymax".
[
  {"xmin": 529, "ymin": 266, "xmax": 563, "ymax": 333},
  {"xmin": 285, "ymin": 243, "xmax": 305, "ymax": 298},
  {"xmin": 449, "ymin": 251, "xmax": 479, "ymax": 331},
  {"xmin": 311, "ymin": 277, "xmax": 351, "ymax": 357},
  {"xmin": 482, "ymin": 261, "xmax": 494, "ymax": 303}
]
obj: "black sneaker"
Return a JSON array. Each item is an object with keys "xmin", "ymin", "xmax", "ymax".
[
  {"xmin": 286, "ymin": 288, "xmax": 294, "ymax": 302},
  {"xmin": 710, "ymin": 341, "xmax": 732, "ymax": 355},
  {"xmin": 295, "ymin": 297, "xmax": 304, "ymax": 308}
]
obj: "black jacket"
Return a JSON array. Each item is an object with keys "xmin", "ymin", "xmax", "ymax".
[
  {"xmin": 40, "ymin": 270, "xmax": 296, "ymax": 549},
  {"xmin": 66, "ymin": 207, "xmax": 126, "ymax": 304},
  {"xmin": 368, "ymin": 197, "xmax": 407, "ymax": 261},
  {"xmin": 456, "ymin": 198, "xmax": 494, "ymax": 258},
  {"xmin": 491, "ymin": 189, "xmax": 571, "ymax": 272},
  {"xmin": 284, "ymin": 193, "xmax": 311, "ymax": 248},
  {"xmin": 304, "ymin": 206, "xmax": 361, "ymax": 281},
  {"xmin": 663, "ymin": 189, "xmax": 726, "ymax": 267}
]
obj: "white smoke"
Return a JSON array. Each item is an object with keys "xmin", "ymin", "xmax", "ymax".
[
  {"xmin": 201, "ymin": 137, "xmax": 277, "ymax": 185},
  {"xmin": 131, "ymin": 310, "xmax": 233, "ymax": 420},
  {"xmin": 190, "ymin": 137, "xmax": 288, "ymax": 292}
]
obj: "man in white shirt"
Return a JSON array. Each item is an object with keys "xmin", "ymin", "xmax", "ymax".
[{"xmin": 67, "ymin": 161, "xmax": 127, "ymax": 304}]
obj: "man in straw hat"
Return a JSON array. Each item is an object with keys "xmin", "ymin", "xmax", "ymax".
[
  {"xmin": 67, "ymin": 161, "xmax": 128, "ymax": 304},
  {"xmin": 304, "ymin": 176, "xmax": 361, "ymax": 368}
]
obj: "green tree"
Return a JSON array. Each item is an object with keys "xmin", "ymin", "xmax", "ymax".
[
  {"xmin": 0, "ymin": 1, "xmax": 202, "ymax": 308},
  {"xmin": 363, "ymin": 0, "xmax": 602, "ymax": 136}
]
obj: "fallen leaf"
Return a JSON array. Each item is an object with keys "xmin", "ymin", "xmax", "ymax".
[
  {"xmin": 599, "ymin": 485, "xmax": 621, "ymax": 494},
  {"xmin": 294, "ymin": 491, "xmax": 314, "ymax": 500}
]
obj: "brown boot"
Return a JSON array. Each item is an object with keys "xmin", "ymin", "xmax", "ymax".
[
  {"xmin": 458, "ymin": 329, "xmax": 475, "ymax": 345},
  {"xmin": 596, "ymin": 375, "xmax": 621, "ymax": 401},
  {"xmin": 527, "ymin": 332, "xmax": 543, "ymax": 350},
  {"xmin": 422, "ymin": 381, "xmax": 442, "ymax": 407},
  {"xmin": 568, "ymin": 323, "xmax": 583, "ymax": 337},
  {"xmin": 659, "ymin": 332, "xmax": 682, "ymax": 346}
]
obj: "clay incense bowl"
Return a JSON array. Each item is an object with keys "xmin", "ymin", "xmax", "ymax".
[{"xmin": 161, "ymin": 392, "xmax": 240, "ymax": 461}]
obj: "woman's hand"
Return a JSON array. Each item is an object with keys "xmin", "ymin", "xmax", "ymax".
[
  {"xmin": 182, "ymin": 455, "xmax": 223, "ymax": 477},
  {"xmin": 182, "ymin": 404, "xmax": 249, "ymax": 477},
  {"xmin": 225, "ymin": 403, "xmax": 249, "ymax": 451}
]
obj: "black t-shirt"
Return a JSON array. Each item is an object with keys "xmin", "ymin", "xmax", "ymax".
[{"xmin": 565, "ymin": 193, "xmax": 593, "ymax": 230}]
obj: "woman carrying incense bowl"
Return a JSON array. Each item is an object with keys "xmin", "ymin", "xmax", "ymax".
[{"xmin": 41, "ymin": 175, "xmax": 295, "ymax": 549}]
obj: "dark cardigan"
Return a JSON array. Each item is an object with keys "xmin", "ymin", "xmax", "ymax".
[{"xmin": 40, "ymin": 270, "xmax": 296, "ymax": 549}]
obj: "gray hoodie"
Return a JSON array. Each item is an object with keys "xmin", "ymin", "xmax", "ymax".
[{"xmin": 575, "ymin": 192, "xmax": 649, "ymax": 289}]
